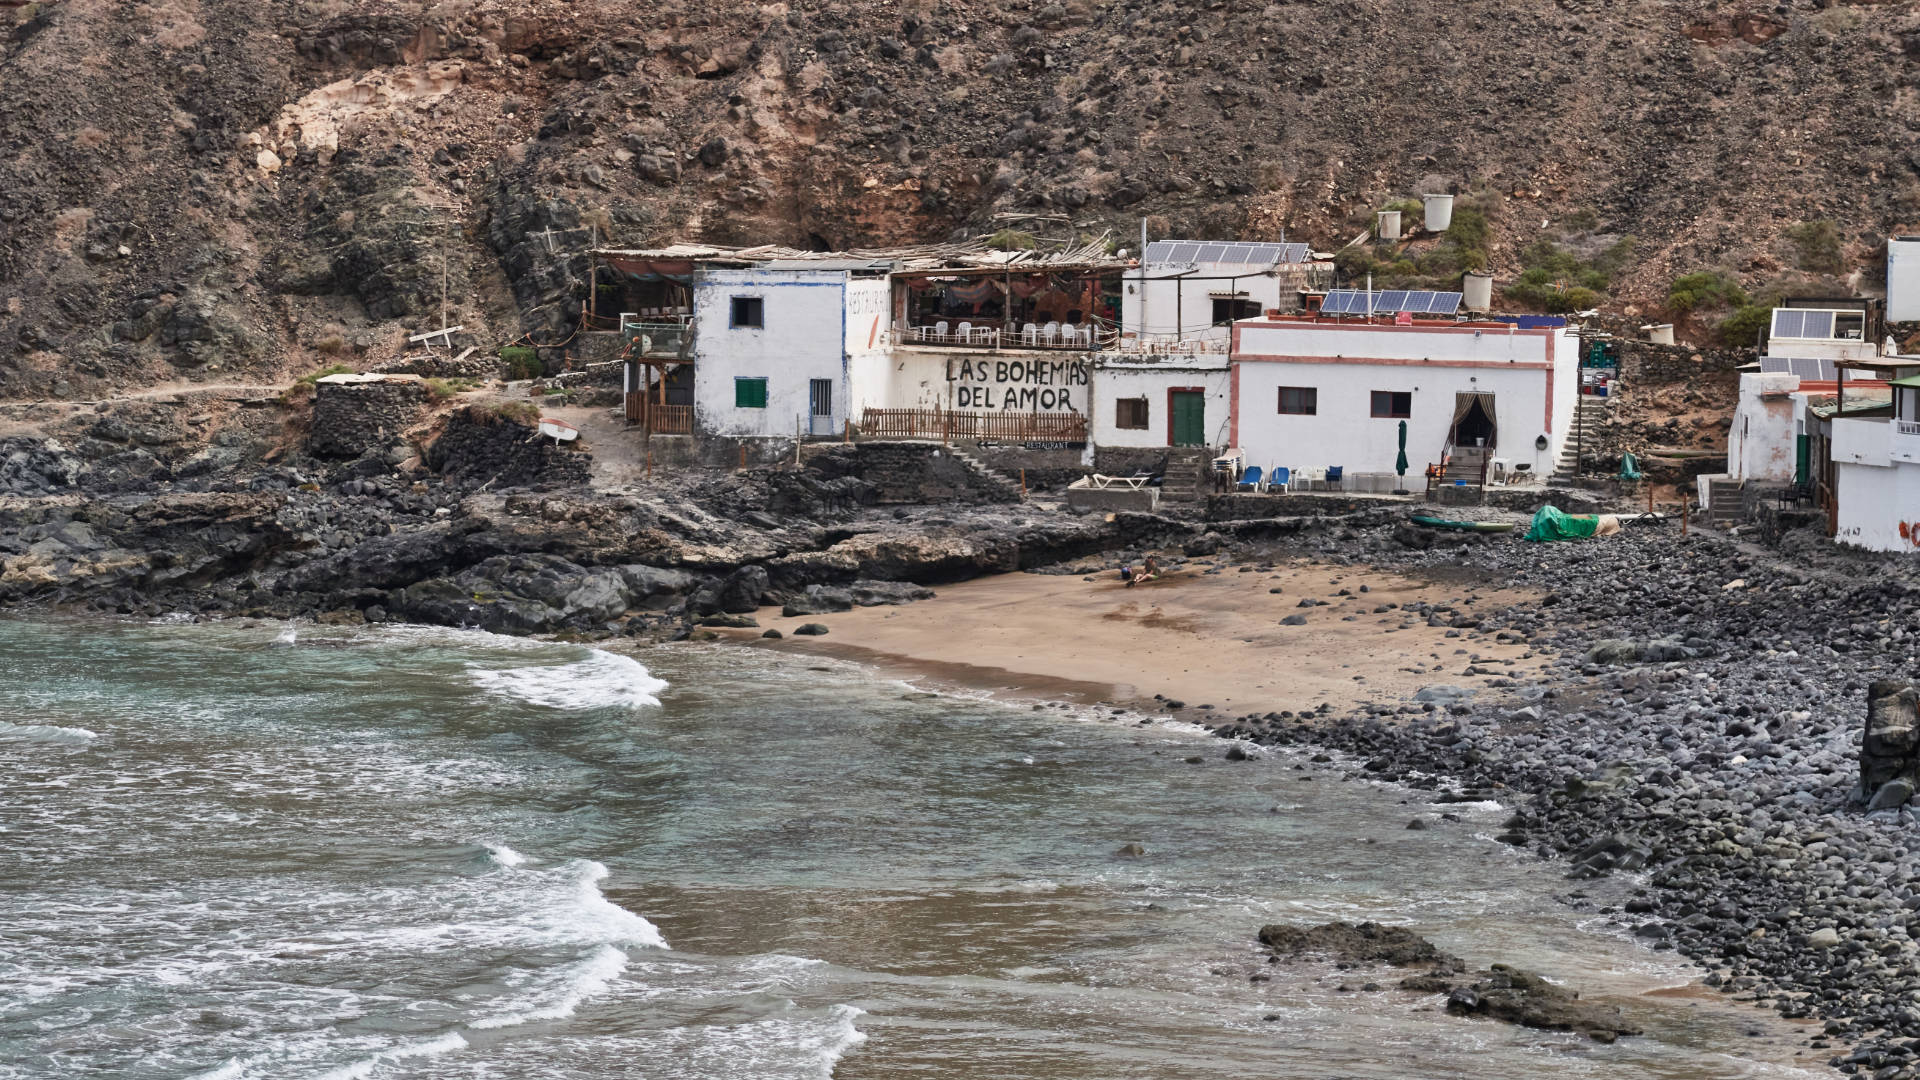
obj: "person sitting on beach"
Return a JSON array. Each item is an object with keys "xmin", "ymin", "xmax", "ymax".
[{"xmin": 1127, "ymin": 555, "xmax": 1161, "ymax": 587}]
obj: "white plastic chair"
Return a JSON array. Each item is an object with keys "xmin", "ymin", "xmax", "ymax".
[
  {"xmin": 1298, "ymin": 466, "xmax": 1325, "ymax": 491},
  {"xmin": 1022, "ymin": 323, "xmax": 1039, "ymax": 345},
  {"xmin": 934, "ymin": 320, "xmax": 949, "ymax": 342},
  {"xmin": 1042, "ymin": 321, "xmax": 1060, "ymax": 345},
  {"xmin": 957, "ymin": 321, "xmax": 972, "ymax": 343}
]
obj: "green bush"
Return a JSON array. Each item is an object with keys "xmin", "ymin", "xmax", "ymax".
[
  {"xmin": 487, "ymin": 400, "xmax": 541, "ymax": 425},
  {"xmin": 499, "ymin": 346, "xmax": 542, "ymax": 381},
  {"xmin": 1718, "ymin": 304, "xmax": 1774, "ymax": 346},
  {"xmin": 296, "ymin": 363, "xmax": 355, "ymax": 385},
  {"xmin": 1668, "ymin": 271, "xmax": 1749, "ymax": 314},
  {"xmin": 1444, "ymin": 204, "xmax": 1491, "ymax": 273},
  {"xmin": 1785, "ymin": 220, "xmax": 1845, "ymax": 276},
  {"xmin": 986, "ymin": 229, "xmax": 1036, "ymax": 251},
  {"xmin": 423, "ymin": 377, "xmax": 477, "ymax": 402}
]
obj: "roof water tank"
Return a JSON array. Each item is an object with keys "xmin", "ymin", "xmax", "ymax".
[
  {"xmin": 1422, "ymin": 193, "xmax": 1454, "ymax": 232},
  {"xmin": 1462, "ymin": 271, "xmax": 1493, "ymax": 312},
  {"xmin": 1376, "ymin": 210, "xmax": 1402, "ymax": 241},
  {"xmin": 1642, "ymin": 323, "xmax": 1675, "ymax": 345}
]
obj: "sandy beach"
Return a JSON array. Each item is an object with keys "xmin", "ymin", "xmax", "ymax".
[{"xmin": 745, "ymin": 558, "xmax": 1546, "ymax": 717}]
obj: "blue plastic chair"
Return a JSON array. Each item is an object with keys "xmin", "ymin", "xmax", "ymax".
[
  {"xmin": 1268, "ymin": 467, "xmax": 1291, "ymax": 494},
  {"xmin": 1235, "ymin": 465, "xmax": 1264, "ymax": 492},
  {"xmin": 1325, "ymin": 466, "xmax": 1344, "ymax": 490}
]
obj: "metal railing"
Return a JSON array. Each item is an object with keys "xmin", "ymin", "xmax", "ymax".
[
  {"xmin": 856, "ymin": 407, "xmax": 1087, "ymax": 443},
  {"xmin": 892, "ymin": 324, "xmax": 1111, "ymax": 351},
  {"xmin": 620, "ymin": 318, "xmax": 694, "ymax": 359},
  {"xmin": 1896, "ymin": 420, "xmax": 1920, "ymax": 437}
]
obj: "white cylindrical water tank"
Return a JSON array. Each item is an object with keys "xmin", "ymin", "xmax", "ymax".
[
  {"xmin": 1376, "ymin": 210, "xmax": 1402, "ymax": 241},
  {"xmin": 1643, "ymin": 323, "xmax": 1675, "ymax": 345},
  {"xmin": 1422, "ymin": 193, "xmax": 1454, "ymax": 232},
  {"xmin": 1462, "ymin": 271, "xmax": 1493, "ymax": 312}
]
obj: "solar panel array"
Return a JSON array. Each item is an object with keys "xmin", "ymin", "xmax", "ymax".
[
  {"xmin": 1759, "ymin": 355, "xmax": 1837, "ymax": 381},
  {"xmin": 1317, "ymin": 290, "xmax": 1463, "ymax": 316},
  {"xmin": 1771, "ymin": 308, "xmax": 1836, "ymax": 340},
  {"xmin": 1142, "ymin": 241, "xmax": 1311, "ymax": 266}
]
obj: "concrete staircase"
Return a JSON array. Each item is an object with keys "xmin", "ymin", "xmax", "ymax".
[
  {"xmin": 947, "ymin": 449, "xmax": 1026, "ymax": 502},
  {"xmin": 1441, "ymin": 446, "xmax": 1489, "ymax": 488},
  {"xmin": 1703, "ymin": 476, "xmax": 1745, "ymax": 528},
  {"xmin": 1548, "ymin": 398, "xmax": 1613, "ymax": 484},
  {"xmin": 1158, "ymin": 447, "xmax": 1216, "ymax": 503}
]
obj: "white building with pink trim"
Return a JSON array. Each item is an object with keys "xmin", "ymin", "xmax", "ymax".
[{"xmin": 1227, "ymin": 314, "xmax": 1582, "ymax": 491}]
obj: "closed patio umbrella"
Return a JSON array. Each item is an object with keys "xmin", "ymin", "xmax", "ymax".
[{"xmin": 1393, "ymin": 420, "xmax": 1410, "ymax": 494}]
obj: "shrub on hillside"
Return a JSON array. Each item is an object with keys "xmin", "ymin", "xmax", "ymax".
[
  {"xmin": 499, "ymin": 346, "xmax": 542, "ymax": 381},
  {"xmin": 1668, "ymin": 270, "xmax": 1749, "ymax": 314}
]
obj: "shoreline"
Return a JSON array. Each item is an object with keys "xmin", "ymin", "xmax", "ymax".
[{"xmin": 741, "ymin": 558, "xmax": 1545, "ymax": 720}]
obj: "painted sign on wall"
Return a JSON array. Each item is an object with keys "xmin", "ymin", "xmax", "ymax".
[{"xmin": 950, "ymin": 356, "xmax": 1089, "ymax": 411}]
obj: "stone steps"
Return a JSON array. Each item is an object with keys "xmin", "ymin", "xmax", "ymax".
[{"xmin": 947, "ymin": 450, "xmax": 1024, "ymax": 502}]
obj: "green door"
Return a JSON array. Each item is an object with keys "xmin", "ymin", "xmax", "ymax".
[{"xmin": 1170, "ymin": 391, "xmax": 1206, "ymax": 447}]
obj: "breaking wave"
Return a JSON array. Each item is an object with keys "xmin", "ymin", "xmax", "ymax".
[
  {"xmin": 0, "ymin": 721, "xmax": 99, "ymax": 746},
  {"xmin": 467, "ymin": 650, "xmax": 667, "ymax": 710}
]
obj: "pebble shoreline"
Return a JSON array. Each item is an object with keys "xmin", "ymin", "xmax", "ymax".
[{"xmin": 1188, "ymin": 521, "xmax": 1920, "ymax": 1076}]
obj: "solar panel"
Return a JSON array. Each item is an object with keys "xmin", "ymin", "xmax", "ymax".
[
  {"xmin": 1142, "ymin": 241, "xmax": 1177, "ymax": 262},
  {"xmin": 1427, "ymin": 292, "xmax": 1462, "ymax": 315},
  {"xmin": 1321, "ymin": 290, "xmax": 1355, "ymax": 314},
  {"xmin": 1772, "ymin": 309, "xmax": 1804, "ymax": 339},
  {"xmin": 1378, "ymin": 291, "xmax": 1409, "ymax": 313},
  {"xmin": 1801, "ymin": 310, "xmax": 1834, "ymax": 339}
]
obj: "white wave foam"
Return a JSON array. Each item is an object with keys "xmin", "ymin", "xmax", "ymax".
[
  {"xmin": 541, "ymin": 860, "xmax": 669, "ymax": 950},
  {"xmin": 311, "ymin": 1031, "xmax": 468, "ymax": 1080},
  {"xmin": 472, "ymin": 943, "xmax": 629, "ymax": 1029},
  {"xmin": 0, "ymin": 721, "xmax": 98, "ymax": 746},
  {"xmin": 184, "ymin": 1061, "xmax": 245, "ymax": 1080},
  {"xmin": 467, "ymin": 650, "xmax": 667, "ymax": 710},
  {"xmin": 485, "ymin": 843, "xmax": 528, "ymax": 867},
  {"xmin": 681, "ymin": 1004, "xmax": 867, "ymax": 1078},
  {"xmin": 272, "ymin": 624, "xmax": 298, "ymax": 647}
]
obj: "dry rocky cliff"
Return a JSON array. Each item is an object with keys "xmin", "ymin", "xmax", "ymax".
[{"xmin": 4, "ymin": 0, "xmax": 1920, "ymax": 397}]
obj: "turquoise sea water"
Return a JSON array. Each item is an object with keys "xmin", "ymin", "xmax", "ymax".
[{"xmin": 0, "ymin": 616, "xmax": 1817, "ymax": 1079}]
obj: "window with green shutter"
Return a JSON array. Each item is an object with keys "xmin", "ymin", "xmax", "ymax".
[{"xmin": 734, "ymin": 377, "xmax": 768, "ymax": 409}]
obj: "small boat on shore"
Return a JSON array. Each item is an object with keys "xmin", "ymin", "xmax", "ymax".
[
  {"xmin": 1408, "ymin": 514, "xmax": 1515, "ymax": 533},
  {"xmin": 537, "ymin": 417, "xmax": 579, "ymax": 443}
]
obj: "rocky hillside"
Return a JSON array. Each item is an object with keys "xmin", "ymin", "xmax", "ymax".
[{"xmin": 4, "ymin": 0, "xmax": 1918, "ymax": 397}]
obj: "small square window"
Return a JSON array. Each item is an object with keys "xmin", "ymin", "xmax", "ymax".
[
  {"xmin": 1115, "ymin": 398, "xmax": 1150, "ymax": 430},
  {"xmin": 1370, "ymin": 390, "xmax": 1412, "ymax": 418},
  {"xmin": 1277, "ymin": 386, "xmax": 1317, "ymax": 415},
  {"xmin": 730, "ymin": 296, "xmax": 764, "ymax": 328},
  {"xmin": 735, "ymin": 377, "xmax": 768, "ymax": 409}
]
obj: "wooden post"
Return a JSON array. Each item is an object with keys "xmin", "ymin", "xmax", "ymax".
[
  {"xmin": 1682, "ymin": 494, "xmax": 1689, "ymax": 536},
  {"xmin": 1020, "ymin": 468, "xmax": 1027, "ymax": 496},
  {"xmin": 647, "ymin": 449, "xmax": 653, "ymax": 481},
  {"xmin": 1647, "ymin": 482, "xmax": 1654, "ymax": 516},
  {"xmin": 739, "ymin": 443, "xmax": 747, "ymax": 470}
]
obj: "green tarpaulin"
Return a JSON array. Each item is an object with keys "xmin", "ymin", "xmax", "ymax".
[
  {"xmin": 1523, "ymin": 505, "xmax": 1602, "ymax": 542},
  {"xmin": 1617, "ymin": 452, "xmax": 1642, "ymax": 480}
]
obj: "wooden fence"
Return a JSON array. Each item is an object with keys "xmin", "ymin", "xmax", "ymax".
[
  {"xmin": 856, "ymin": 408, "xmax": 1086, "ymax": 443},
  {"xmin": 625, "ymin": 396, "xmax": 693, "ymax": 434}
]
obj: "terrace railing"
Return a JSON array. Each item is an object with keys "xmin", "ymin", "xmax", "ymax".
[{"xmin": 856, "ymin": 407, "xmax": 1086, "ymax": 444}]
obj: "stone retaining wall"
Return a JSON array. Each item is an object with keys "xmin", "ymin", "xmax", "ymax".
[
  {"xmin": 425, "ymin": 406, "xmax": 591, "ymax": 489},
  {"xmin": 1617, "ymin": 340, "xmax": 1748, "ymax": 385},
  {"xmin": 804, "ymin": 442, "xmax": 1017, "ymax": 504},
  {"xmin": 309, "ymin": 376, "xmax": 428, "ymax": 459}
]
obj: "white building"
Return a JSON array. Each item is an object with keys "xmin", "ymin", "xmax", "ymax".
[
  {"xmin": 689, "ymin": 263, "xmax": 890, "ymax": 438},
  {"xmin": 1089, "ymin": 353, "xmax": 1232, "ymax": 450},
  {"xmin": 1725, "ymin": 370, "xmax": 1810, "ymax": 484},
  {"xmin": 1228, "ymin": 313, "xmax": 1580, "ymax": 489},
  {"xmin": 1120, "ymin": 241, "xmax": 1323, "ymax": 347},
  {"xmin": 1766, "ymin": 305, "xmax": 1880, "ymax": 362},
  {"xmin": 1889, "ymin": 237, "xmax": 1920, "ymax": 324},
  {"xmin": 1818, "ymin": 364, "xmax": 1920, "ymax": 552}
]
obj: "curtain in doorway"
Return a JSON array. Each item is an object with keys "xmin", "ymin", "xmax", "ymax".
[{"xmin": 1449, "ymin": 393, "xmax": 1497, "ymax": 446}]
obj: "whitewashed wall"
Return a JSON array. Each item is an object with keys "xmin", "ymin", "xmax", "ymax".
[
  {"xmin": 693, "ymin": 268, "xmax": 847, "ymax": 437},
  {"xmin": 1832, "ymin": 417, "xmax": 1920, "ymax": 551},
  {"xmin": 1237, "ymin": 321, "xmax": 1554, "ymax": 365},
  {"xmin": 1891, "ymin": 238, "xmax": 1920, "ymax": 324},
  {"xmin": 1089, "ymin": 361, "xmax": 1232, "ymax": 449},
  {"xmin": 1121, "ymin": 266, "xmax": 1285, "ymax": 343},
  {"xmin": 1231, "ymin": 360, "xmax": 1554, "ymax": 477},
  {"xmin": 1726, "ymin": 372, "xmax": 1803, "ymax": 482}
]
